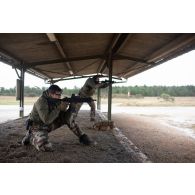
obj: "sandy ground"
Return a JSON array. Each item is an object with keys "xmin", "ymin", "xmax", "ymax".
[
  {"xmin": 0, "ymin": 111, "xmax": 136, "ymax": 163},
  {"xmin": 112, "ymin": 113, "xmax": 195, "ymax": 163},
  {"xmin": 1, "ymin": 110, "xmax": 195, "ymax": 163}
]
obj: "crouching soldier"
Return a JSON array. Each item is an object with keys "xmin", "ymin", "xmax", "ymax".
[{"xmin": 22, "ymin": 85, "xmax": 91, "ymax": 152}]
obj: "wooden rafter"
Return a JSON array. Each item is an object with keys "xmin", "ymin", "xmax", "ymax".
[
  {"xmin": 122, "ymin": 34, "xmax": 195, "ymax": 78},
  {"xmin": 0, "ymin": 48, "xmax": 22, "ymax": 69},
  {"xmin": 46, "ymin": 33, "xmax": 75, "ymax": 76},
  {"xmin": 99, "ymin": 33, "xmax": 130, "ymax": 74},
  {"xmin": 27, "ymin": 54, "xmax": 104, "ymax": 68},
  {"xmin": 96, "ymin": 34, "xmax": 121, "ymax": 73}
]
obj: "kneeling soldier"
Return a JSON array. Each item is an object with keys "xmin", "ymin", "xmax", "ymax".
[{"xmin": 22, "ymin": 85, "xmax": 91, "ymax": 152}]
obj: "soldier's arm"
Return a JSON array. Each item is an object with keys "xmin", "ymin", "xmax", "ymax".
[
  {"xmin": 96, "ymin": 82, "xmax": 109, "ymax": 88},
  {"xmin": 35, "ymin": 98, "xmax": 60, "ymax": 125}
]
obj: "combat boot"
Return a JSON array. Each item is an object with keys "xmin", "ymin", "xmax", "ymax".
[
  {"xmin": 79, "ymin": 134, "xmax": 91, "ymax": 145},
  {"xmin": 21, "ymin": 130, "xmax": 31, "ymax": 145}
]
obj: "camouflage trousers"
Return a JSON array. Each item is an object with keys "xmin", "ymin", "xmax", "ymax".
[
  {"xmin": 23, "ymin": 106, "xmax": 84, "ymax": 151},
  {"xmin": 74, "ymin": 98, "xmax": 96, "ymax": 121}
]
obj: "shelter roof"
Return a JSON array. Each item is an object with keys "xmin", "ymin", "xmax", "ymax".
[{"xmin": 0, "ymin": 33, "xmax": 194, "ymax": 82}]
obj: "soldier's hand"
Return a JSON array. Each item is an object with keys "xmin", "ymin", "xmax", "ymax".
[
  {"xmin": 58, "ymin": 101, "xmax": 69, "ymax": 111},
  {"xmin": 79, "ymin": 134, "xmax": 91, "ymax": 145}
]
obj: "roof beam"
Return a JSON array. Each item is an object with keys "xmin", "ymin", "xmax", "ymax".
[
  {"xmin": 146, "ymin": 34, "xmax": 195, "ymax": 63},
  {"xmin": 75, "ymin": 59, "xmax": 101, "ymax": 74},
  {"xmin": 96, "ymin": 34, "xmax": 122, "ymax": 73},
  {"xmin": 27, "ymin": 54, "xmax": 104, "ymax": 68},
  {"xmin": 27, "ymin": 68, "xmax": 51, "ymax": 80},
  {"xmin": 114, "ymin": 54, "xmax": 150, "ymax": 64},
  {"xmin": 0, "ymin": 48, "xmax": 22, "ymax": 69},
  {"xmin": 46, "ymin": 33, "xmax": 74, "ymax": 76},
  {"xmin": 99, "ymin": 33, "xmax": 130, "ymax": 73},
  {"xmin": 47, "ymin": 74, "xmax": 122, "ymax": 84},
  {"xmin": 124, "ymin": 43, "xmax": 195, "ymax": 78},
  {"xmin": 122, "ymin": 34, "xmax": 195, "ymax": 78},
  {"xmin": 112, "ymin": 33, "xmax": 130, "ymax": 54}
]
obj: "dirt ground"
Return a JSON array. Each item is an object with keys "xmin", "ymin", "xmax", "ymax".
[
  {"xmin": 0, "ymin": 111, "xmax": 137, "ymax": 163},
  {"xmin": 1, "ymin": 110, "xmax": 195, "ymax": 163},
  {"xmin": 112, "ymin": 113, "xmax": 195, "ymax": 163}
]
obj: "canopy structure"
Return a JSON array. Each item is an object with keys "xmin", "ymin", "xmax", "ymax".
[
  {"xmin": 0, "ymin": 33, "xmax": 194, "ymax": 81},
  {"xmin": 0, "ymin": 33, "xmax": 195, "ymax": 118}
]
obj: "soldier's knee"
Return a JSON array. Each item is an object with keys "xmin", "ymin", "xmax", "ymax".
[{"xmin": 31, "ymin": 131, "xmax": 49, "ymax": 151}]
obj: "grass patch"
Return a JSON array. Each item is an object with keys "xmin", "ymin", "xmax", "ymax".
[
  {"xmin": 0, "ymin": 96, "xmax": 195, "ymax": 106},
  {"xmin": 0, "ymin": 96, "xmax": 38, "ymax": 105},
  {"xmin": 191, "ymin": 124, "xmax": 195, "ymax": 130},
  {"xmin": 102, "ymin": 97, "xmax": 195, "ymax": 107}
]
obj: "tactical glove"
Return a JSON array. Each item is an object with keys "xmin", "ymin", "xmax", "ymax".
[{"xmin": 79, "ymin": 134, "xmax": 91, "ymax": 145}]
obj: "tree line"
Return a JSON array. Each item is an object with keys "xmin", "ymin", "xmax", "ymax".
[
  {"xmin": 108, "ymin": 85, "xmax": 195, "ymax": 97},
  {"xmin": 0, "ymin": 85, "xmax": 195, "ymax": 97}
]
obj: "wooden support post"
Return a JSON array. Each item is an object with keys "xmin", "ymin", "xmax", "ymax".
[
  {"xmin": 19, "ymin": 67, "xmax": 25, "ymax": 117},
  {"xmin": 108, "ymin": 53, "xmax": 113, "ymax": 121}
]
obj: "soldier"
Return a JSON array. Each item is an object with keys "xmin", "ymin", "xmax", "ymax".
[
  {"xmin": 74, "ymin": 75, "xmax": 108, "ymax": 121},
  {"xmin": 22, "ymin": 85, "xmax": 91, "ymax": 152}
]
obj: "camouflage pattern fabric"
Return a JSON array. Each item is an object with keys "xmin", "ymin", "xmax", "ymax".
[
  {"xmin": 23, "ymin": 90, "xmax": 84, "ymax": 151},
  {"xmin": 75, "ymin": 77, "xmax": 105, "ymax": 121},
  {"xmin": 29, "ymin": 90, "xmax": 61, "ymax": 125},
  {"xmin": 79, "ymin": 77, "xmax": 107, "ymax": 97},
  {"xmin": 28, "ymin": 109, "xmax": 84, "ymax": 151},
  {"xmin": 74, "ymin": 96, "xmax": 96, "ymax": 121},
  {"xmin": 79, "ymin": 77, "xmax": 97, "ymax": 97},
  {"xmin": 30, "ymin": 130, "xmax": 51, "ymax": 151}
]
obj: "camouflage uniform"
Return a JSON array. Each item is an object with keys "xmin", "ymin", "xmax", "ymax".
[
  {"xmin": 75, "ymin": 77, "xmax": 107, "ymax": 121},
  {"xmin": 22, "ymin": 90, "xmax": 85, "ymax": 151}
]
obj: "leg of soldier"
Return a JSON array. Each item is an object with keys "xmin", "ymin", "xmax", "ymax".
[
  {"xmin": 52, "ymin": 104, "xmax": 91, "ymax": 145},
  {"xmin": 52, "ymin": 104, "xmax": 84, "ymax": 137},
  {"xmin": 64, "ymin": 109, "xmax": 91, "ymax": 145},
  {"xmin": 73, "ymin": 102, "xmax": 83, "ymax": 120},
  {"xmin": 88, "ymin": 100, "xmax": 96, "ymax": 121},
  {"xmin": 22, "ymin": 118, "xmax": 33, "ymax": 145},
  {"xmin": 21, "ymin": 130, "xmax": 32, "ymax": 145},
  {"xmin": 30, "ymin": 129, "xmax": 53, "ymax": 152}
]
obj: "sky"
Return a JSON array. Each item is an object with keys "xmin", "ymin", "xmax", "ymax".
[{"xmin": 0, "ymin": 50, "xmax": 194, "ymax": 89}]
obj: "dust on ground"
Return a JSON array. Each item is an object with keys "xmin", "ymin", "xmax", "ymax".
[
  {"xmin": 112, "ymin": 113, "xmax": 195, "ymax": 163},
  {"xmin": 0, "ymin": 111, "xmax": 136, "ymax": 163}
]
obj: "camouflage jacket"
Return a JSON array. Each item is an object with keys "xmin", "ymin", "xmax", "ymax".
[
  {"xmin": 79, "ymin": 77, "xmax": 106, "ymax": 97},
  {"xmin": 29, "ymin": 90, "xmax": 60, "ymax": 125}
]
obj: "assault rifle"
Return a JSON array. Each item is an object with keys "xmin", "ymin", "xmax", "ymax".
[
  {"xmin": 48, "ymin": 94, "xmax": 95, "ymax": 105},
  {"xmin": 100, "ymin": 80, "xmax": 123, "ymax": 85},
  {"xmin": 101, "ymin": 80, "xmax": 115, "ymax": 84},
  {"xmin": 61, "ymin": 94, "xmax": 95, "ymax": 103}
]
